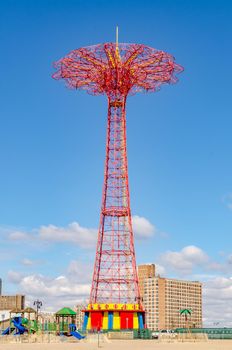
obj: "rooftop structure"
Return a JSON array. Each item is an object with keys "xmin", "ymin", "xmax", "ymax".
[{"xmin": 138, "ymin": 264, "xmax": 156, "ymax": 298}]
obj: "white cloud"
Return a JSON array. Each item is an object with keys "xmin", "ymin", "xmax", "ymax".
[
  {"xmin": 8, "ymin": 222, "xmax": 97, "ymax": 249},
  {"xmin": 159, "ymin": 246, "xmax": 232, "ymax": 276},
  {"xmin": 8, "ymin": 259, "xmax": 92, "ymax": 311},
  {"xmin": 181, "ymin": 245, "xmax": 209, "ymax": 264},
  {"xmin": 19, "ymin": 274, "xmax": 91, "ymax": 311},
  {"xmin": 9, "ymin": 231, "xmax": 31, "ymax": 241},
  {"xmin": 6, "ymin": 216, "xmax": 156, "ymax": 248},
  {"xmin": 38, "ymin": 222, "xmax": 97, "ymax": 249},
  {"xmin": 21, "ymin": 258, "xmax": 39, "ymax": 266},
  {"xmin": 160, "ymin": 245, "xmax": 209, "ymax": 275},
  {"xmin": 155, "ymin": 263, "xmax": 166, "ymax": 276},
  {"xmin": 204, "ymin": 277, "xmax": 232, "ymax": 327},
  {"xmin": 206, "ymin": 261, "xmax": 225, "ymax": 272},
  {"xmin": 10, "ymin": 271, "xmax": 91, "ymax": 311},
  {"xmin": 20, "ymin": 274, "xmax": 90, "ymax": 298},
  {"xmin": 132, "ymin": 215, "xmax": 156, "ymax": 239},
  {"xmin": 67, "ymin": 260, "xmax": 92, "ymax": 283}
]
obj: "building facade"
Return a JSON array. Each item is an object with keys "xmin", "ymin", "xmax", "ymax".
[
  {"xmin": 138, "ymin": 265, "xmax": 202, "ymax": 330},
  {"xmin": 0, "ymin": 295, "xmax": 25, "ymax": 311},
  {"xmin": 75, "ymin": 304, "xmax": 85, "ymax": 329},
  {"xmin": 138, "ymin": 264, "xmax": 156, "ymax": 298}
]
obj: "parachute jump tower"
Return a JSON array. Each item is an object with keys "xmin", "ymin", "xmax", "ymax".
[{"xmin": 52, "ymin": 31, "xmax": 183, "ymax": 331}]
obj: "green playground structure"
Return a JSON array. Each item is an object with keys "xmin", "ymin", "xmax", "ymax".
[
  {"xmin": 1, "ymin": 307, "xmax": 85, "ymax": 340},
  {"xmin": 2, "ymin": 316, "xmax": 37, "ymax": 335}
]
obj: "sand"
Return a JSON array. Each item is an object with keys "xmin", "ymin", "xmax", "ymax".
[{"xmin": 1, "ymin": 340, "xmax": 232, "ymax": 350}]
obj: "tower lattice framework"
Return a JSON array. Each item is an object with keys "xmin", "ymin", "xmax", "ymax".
[
  {"xmin": 53, "ymin": 41, "xmax": 183, "ymax": 315},
  {"xmin": 90, "ymin": 96, "xmax": 138, "ymax": 304}
]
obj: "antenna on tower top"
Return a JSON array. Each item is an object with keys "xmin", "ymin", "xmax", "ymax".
[
  {"xmin": 116, "ymin": 26, "xmax": 119, "ymax": 45},
  {"xmin": 115, "ymin": 26, "xmax": 120, "ymax": 61}
]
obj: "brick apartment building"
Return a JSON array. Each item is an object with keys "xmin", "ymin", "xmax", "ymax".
[{"xmin": 138, "ymin": 264, "xmax": 202, "ymax": 330}]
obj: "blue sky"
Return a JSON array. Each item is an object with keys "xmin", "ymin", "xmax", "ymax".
[{"xmin": 1, "ymin": 0, "xmax": 232, "ymax": 325}]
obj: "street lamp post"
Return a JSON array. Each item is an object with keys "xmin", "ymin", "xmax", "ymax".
[{"xmin": 33, "ymin": 300, "xmax": 42, "ymax": 323}]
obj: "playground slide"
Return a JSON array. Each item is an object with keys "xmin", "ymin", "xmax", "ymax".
[
  {"xmin": 29, "ymin": 326, "xmax": 37, "ymax": 333},
  {"xmin": 2, "ymin": 327, "xmax": 11, "ymax": 335},
  {"xmin": 12, "ymin": 319, "xmax": 27, "ymax": 334},
  {"xmin": 22, "ymin": 323, "xmax": 37, "ymax": 334},
  {"xmin": 70, "ymin": 330, "xmax": 85, "ymax": 339}
]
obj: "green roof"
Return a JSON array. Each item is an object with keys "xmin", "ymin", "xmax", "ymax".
[{"xmin": 55, "ymin": 307, "xmax": 76, "ymax": 316}]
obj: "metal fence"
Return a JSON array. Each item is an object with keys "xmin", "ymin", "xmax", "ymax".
[{"xmin": 176, "ymin": 328, "xmax": 232, "ymax": 339}]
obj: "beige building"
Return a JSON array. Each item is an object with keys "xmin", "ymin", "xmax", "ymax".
[
  {"xmin": 75, "ymin": 304, "xmax": 85, "ymax": 329},
  {"xmin": 0, "ymin": 295, "xmax": 25, "ymax": 311},
  {"xmin": 138, "ymin": 264, "xmax": 155, "ymax": 297},
  {"xmin": 138, "ymin": 265, "xmax": 202, "ymax": 330}
]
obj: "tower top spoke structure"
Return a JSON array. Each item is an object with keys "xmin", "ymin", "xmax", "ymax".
[
  {"xmin": 52, "ymin": 41, "xmax": 183, "ymax": 308},
  {"xmin": 53, "ymin": 42, "xmax": 183, "ymax": 99}
]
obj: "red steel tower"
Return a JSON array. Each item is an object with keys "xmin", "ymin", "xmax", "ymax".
[{"xmin": 53, "ymin": 39, "xmax": 183, "ymax": 331}]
